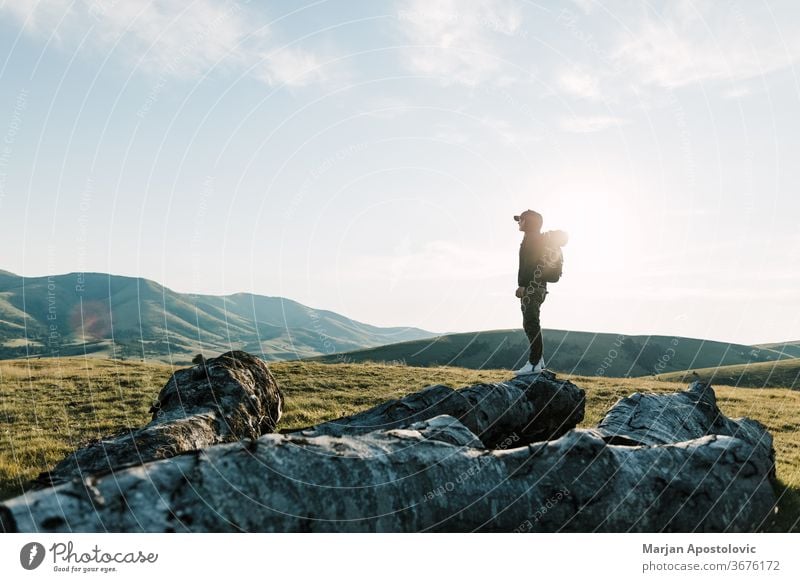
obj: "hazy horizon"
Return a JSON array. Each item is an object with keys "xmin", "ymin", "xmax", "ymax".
[
  {"xmin": 1, "ymin": 265, "xmax": 796, "ymax": 347},
  {"xmin": 1, "ymin": 1, "xmax": 798, "ymax": 346}
]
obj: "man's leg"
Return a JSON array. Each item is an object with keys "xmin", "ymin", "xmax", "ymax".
[{"xmin": 521, "ymin": 288, "xmax": 547, "ymax": 365}]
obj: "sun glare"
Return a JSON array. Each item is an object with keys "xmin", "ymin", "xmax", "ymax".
[{"xmin": 542, "ymin": 185, "xmax": 640, "ymax": 276}]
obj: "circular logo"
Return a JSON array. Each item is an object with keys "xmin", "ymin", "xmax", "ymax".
[{"xmin": 20, "ymin": 542, "xmax": 46, "ymax": 570}]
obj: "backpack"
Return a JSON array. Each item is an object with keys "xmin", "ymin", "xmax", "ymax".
[{"xmin": 539, "ymin": 231, "xmax": 567, "ymax": 283}]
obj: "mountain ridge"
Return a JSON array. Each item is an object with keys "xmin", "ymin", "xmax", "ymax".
[
  {"xmin": 0, "ymin": 269, "xmax": 435, "ymax": 364},
  {"xmin": 2, "ymin": 269, "xmax": 792, "ymax": 375}
]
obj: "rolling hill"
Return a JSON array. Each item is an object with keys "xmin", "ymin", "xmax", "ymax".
[
  {"xmin": 754, "ymin": 340, "xmax": 800, "ymax": 359},
  {"xmin": 657, "ymin": 357, "xmax": 800, "ymax": 389},
  {"xmin": 0, "ymin": 270, "xmax": 435, "ymax": 364},
  {"xmin": 308, "ymin": 328, "xmax": 791, "ymax": 377}
]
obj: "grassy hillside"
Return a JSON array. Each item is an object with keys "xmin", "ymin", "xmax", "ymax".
[
  {"xmin": 754, "ymin": 340, "xmax": 800, "ymax": 359},
  {"xmin": 0, "ymin": 270, "xmax": 435, "ymax": 364},
  {"xmin": 309, "ymin": 328, "xmax": 788, "ymax": 377},
  {"xmin": 1, "ymin": 357, "xmax": 797, "ymax": 532},
  {"xmin": 657, "ymin": 358, "xmax": 800, "ymax": 389}
]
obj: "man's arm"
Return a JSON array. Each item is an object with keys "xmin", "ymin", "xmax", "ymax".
[
  {"xmin": 516, "ymin": 241, "xmax": 526, "ymax": 297},
  {"xmin": 518, "ymin": 237, "xmax": 540, "ymax": 288},
  {"xmin": 517, "ymin": 240, "xmax": 528, "ymax": 287}
]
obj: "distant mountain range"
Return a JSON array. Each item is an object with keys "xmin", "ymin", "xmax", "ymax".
[
  {"xmin": 0, "ymin": 269, "xmax": 435, "ymax": 364},
  {"xmin": 308, "ymin": 328, "xmax": 795, "ymax": 378},
  {"xmin": 2, "ymin": 268, "xmax": 794, "ymax": 377}
]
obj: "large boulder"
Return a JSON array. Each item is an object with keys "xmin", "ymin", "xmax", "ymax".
[
  {"xmin": 594, "ymin": 381, "xmax": 775, "ymax": 473},
  {"xmin": 296, "ymin": 370, "xmax": 586, "ymax": 447},
  {"xmin": 34, "ymin": 351, "xmax": 283, "ymax": 488}
]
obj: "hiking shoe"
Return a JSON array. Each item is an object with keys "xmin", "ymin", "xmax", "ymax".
[
  {"xmin": 515, "ymin": 361, "xmax": 545, "ymax": 376},
  {"xmin": 514, "ymin": 362, "xmax": 534, "ymax": 375}
]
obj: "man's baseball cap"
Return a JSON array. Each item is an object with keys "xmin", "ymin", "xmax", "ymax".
[{"xmin": 514, "ymin": 209, "xmax": 541, "ymax": 222}]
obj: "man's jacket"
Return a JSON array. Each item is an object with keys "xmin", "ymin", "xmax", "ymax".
[{"xmin": 518, "ymin": 230, "xmax": 569, "ymax": 289}]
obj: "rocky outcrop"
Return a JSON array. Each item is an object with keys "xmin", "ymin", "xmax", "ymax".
[
  {"xmin": 294, "ymin": 370, "xmax": 585, "ymax": 447},
  {"xmin": 34, "ymin": 351, "xmax": 283, "ymax": 488},
  {"xmin": 0, "ymin": 360, "xmax": 776, "ymax": 533},
  {"xmin": 593, "ymin": 381, "xmax": 775, "ymax": 472}
]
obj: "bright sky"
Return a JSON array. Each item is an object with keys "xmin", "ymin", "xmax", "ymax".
[{"xmin": 0, "ymin": 0, "xmax": 798, "ymax": 345}]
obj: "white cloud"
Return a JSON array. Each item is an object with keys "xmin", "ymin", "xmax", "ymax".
[
  {"xmin": 395, "ymin": 0, "xmax": 523, "ymax": 85},
  {"xmin": 431, "ymin": 117, "xmax": 540, "ymax": 147},
  {"xmin": 0, "ymin": 0, "xmax": 335, "ymax": 87},
  {"xmin": 550, "ymin": 1, "xmax": 800, "ymax": 102},
  {"xmin": 350, "ymin": 240, "xmax": 510, "ymax": 282},
  {"xmin": 256, "ymin": 47, "xmax": 329, "ymax": 87},
  {"xmin": 1, "ymin": 0, "xmax": 72, "ymax": 35},
  {"xmin": 583, "ymin": 284, "xmax": 800, "ymax": 301},
  {"xmin": 610, "ymin": 1, "xmax": 800, "ymax": 90},
  {"xmin": 432, "ymin": 124, "xmax": 469, "ymax": 145},
  {"xmin": 721, "ymin": 85, "xmax": 754, "ymax": 100},
  {"xmin": 557, "ymin": 67, "xmax": 600, "ymax": 99},
  {"xmin": 477, "ymin": 116, "xmax": 540, "ymax": 146},
  {"xmin": 359, "ymin": 97, "xmax": 418, "ymax": 119},
  {"xmin": 560, "ymin": 114, "xmax": 627, "ymax": 133},
  {"xmin": 567, "ymin": 0, "xmax": 597, "ymax": 16}
]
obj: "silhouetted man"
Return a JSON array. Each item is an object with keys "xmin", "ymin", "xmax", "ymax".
[{"xmin": 513, "ymin": 209, "xmax": 568, "ymax": 375}]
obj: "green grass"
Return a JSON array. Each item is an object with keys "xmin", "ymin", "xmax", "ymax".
[
  {"xmin": 657, "ymin": 357, "xmax": 800, "ymax": 390},
  {"xmin": 1, "ymin": 357, "xmax": 798, "ymax": 531}
]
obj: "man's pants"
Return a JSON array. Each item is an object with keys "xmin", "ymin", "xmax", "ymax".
[{"xmin": 521, "ymin": 287, "xmax": 548, "ymax": 365}]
